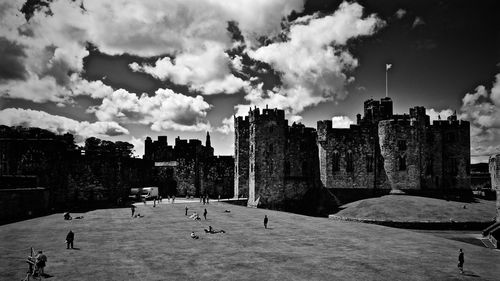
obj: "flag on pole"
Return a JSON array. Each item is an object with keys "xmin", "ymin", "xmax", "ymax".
[{"xmin": 386, "ymin": 64, "xmax": 392, "ymax": 71}]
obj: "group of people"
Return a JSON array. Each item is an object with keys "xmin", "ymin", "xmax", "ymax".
[{"xmin": 200, "ymin": 195, "xmax": 210, "ymax": 205}]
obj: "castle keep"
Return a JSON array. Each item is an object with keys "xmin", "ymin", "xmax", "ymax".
[
  {"xmin": 235, "ymin": 97, "xmax": 471, "ymax": 209},
  {"xmin": 235, "ymin": 107, "xmax": 320, "ymax": 210}
]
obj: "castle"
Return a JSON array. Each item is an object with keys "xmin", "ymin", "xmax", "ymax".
[
  {"xmin": 235, "ymin": 97, "xmax": 471, "ymax": 210},
  {"xmin": 144, "ymin": 133, "xmax": 234, "ymax": 198}
]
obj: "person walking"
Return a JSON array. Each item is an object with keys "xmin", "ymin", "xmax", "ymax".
[
  {"xmin": 203, "ymin": 208, "xmax": 207, "ymax": 220},
  {"xmin": 264, "ymin": 215, "xmax": 268, "ymax": 229},
  {"xmin": 458, "ymin": 249, "xmax": 464, "ymax": 274},
  {"xmin": 66, "ymin": 230, "xmax": 75, "ymax": 249},
  {"xmin": 131, "ymin": 205, "xmax": 136, "ymax": 217},
  {"xmin": 185, "ymin": 205, "xmax": 189, "ymax": 216}
]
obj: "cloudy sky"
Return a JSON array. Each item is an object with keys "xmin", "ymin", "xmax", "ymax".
[{"xmin": 0, "ymin": 0, "xmax": 499, "ymax": 163}]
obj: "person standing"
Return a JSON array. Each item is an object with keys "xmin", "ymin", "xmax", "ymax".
[
  {"xmin": 264, "ymin": 215, "xmax": 268, "ymax": 229},
  {"xmin": 66, "ymin": 230, "xmax": 75, "ymax": 249},
  {"xmin": 35, "ymin": 250, "xmax": 47, "ymax": 276},
  {"xmin": 131, "ymin": 205, "xmax": 136, "ymax": 217},
  {"xmin": 458, "ymin": 249, "xmax": 464, "ymax": 274},
  {"xmin": 203, "ymin": 208, "xmax": 207, "ymax": 220},
  {"xmin": 185, "ymin": 205, "xmax": 189, "ymax": 216}
]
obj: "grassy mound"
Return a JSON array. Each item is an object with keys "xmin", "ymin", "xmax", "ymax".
[
  {"xmin": 335, "ymin": 195, "xmax": 496, "ymax": 222},
  {"xmin": 0, "ymin": 201, "xmax": 499, "ymax": 280}
]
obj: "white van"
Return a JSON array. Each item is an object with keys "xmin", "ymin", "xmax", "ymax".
[{"xmin": 140, "ymin": 187, "xmax": 159, "ymax": 200}]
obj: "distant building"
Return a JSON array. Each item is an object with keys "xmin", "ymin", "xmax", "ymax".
[{"xmin": 144, "ymin": 132, "xmax": 234, "ymax": 198}]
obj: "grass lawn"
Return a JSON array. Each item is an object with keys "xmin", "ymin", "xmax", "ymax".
[
  {"xmin": 0, "ymin": 201, "xmax": 499, "ymax": 281},
  {"xmin": 335, "ymin": 195, "xmax": 497, "ymax": 222}
]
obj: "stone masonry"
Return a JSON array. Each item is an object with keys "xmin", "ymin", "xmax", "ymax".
[
  {"xmin": 489, "ymin": 154, "xmax": 500, "ymax": 221},
  {"xmin": 236, "ymin": 97, "xmax": 472, "ymax": 210}
]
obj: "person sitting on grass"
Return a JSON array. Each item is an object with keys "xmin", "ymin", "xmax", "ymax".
[
  {"xmin": 189, "ymin": 212, "xmax": 201, "ymax": 220},
  {"xmin": 63, "ymin": 212, "xmax": 72, "ymax": 220},
  {"xmin": 190, "ymin": 232, "xmax": 199, "ymax": 239},
  {"xmin": 204, "ymin": 226, "xmax": 225, "ymax": 234}
]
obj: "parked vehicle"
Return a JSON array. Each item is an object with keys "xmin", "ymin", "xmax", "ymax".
[
  {"xmin": 128, "ymin": 188, "xmax": 143, "ymax": 201},
  {"xmin": 140, "ymin": 187, "xmax": 159, "ymax": 200}
]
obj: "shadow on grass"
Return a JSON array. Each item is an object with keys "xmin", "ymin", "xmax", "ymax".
[
  {"xmin": 463, "ymin": 271, "xmax": 480, "ymax": 277},
  {"xmin": 67, "ymin": 247, "xmax": 81, "ymax": 250}
]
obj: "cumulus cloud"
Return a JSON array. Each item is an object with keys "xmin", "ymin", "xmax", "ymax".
[
  {"xmin": 246, "ymin": 1, "xmax": 384, "ymax": 114},
  {"xmin": 1, "ymin": 0, "xmax": 304, "ymax": 103},
  {"xmin": 459, "ymin": 73, "xmax": 500, "ymax": 162},
  {"xmin": 216, "ymin": 117, "xmax": 234, "ymax": 134},
  {"xmin": 130, "ymin": 42, "xmax": 249, "ymax": 95},
  {"xmin": 395, "ymin": 9, "xmax": 406, "ymax": 19},
  {"xmin": 0, "ymin": 108, "xmax": 129, "ymax": 138},
  {"xmin": 130, "ymin": 136, "xmax": 146, "ymax": 158},
  {"xmin": 426, "ymin": 108, "xmax": 453, "ymax": 122},
  {"xmin": 412, "ymin": 17, "xmax": 425, "ymax": 28},
  {"xmin": 89, "ymin": 88, "xmax": 212, "ymax": 132},
  {"xmin": 331, "ymin": 116, "xmax": 354, "ymax": 128}
]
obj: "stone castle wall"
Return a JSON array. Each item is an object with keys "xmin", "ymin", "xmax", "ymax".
[
  {"xmin": 489, "ymin": 154, "xmax": 500, "ymax": 221},
  {"xmin": 318, "ymin": 122, "xmax": 385, "ymax": 190},
  {"xmin": 234, "ymin": 116, "xmax": 249, "ymax": 198},
  {"xmin": 378, "ymin": 119, "xmax": 425, "ymax": 190}
]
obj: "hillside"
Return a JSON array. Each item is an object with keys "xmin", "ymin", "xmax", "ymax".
[{"xmin": 334, "ymin": 195, "xmax": 496, "ymax": 222}]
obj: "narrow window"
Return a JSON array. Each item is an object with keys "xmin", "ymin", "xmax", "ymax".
[
  {"xmin": 426, "ymin": 158, "xmax": 433, "ymax": 175},
  {"xmin": 332, "ymin": 151, "xmax": 340, "ymax": 172},
  {"xmin": 398, "ymin": 155, "xmax": 406, "ymax": 171},
  {"xmin": 366, "ymin": 155, "xmax": 373, "ymax": 173},
  {"xmin": 346, "ymin": 150, "xmax": 354, "ymax": 172},
  {"xmin": 397, "ymin": 140, "xmax": 407, "ymax": 151},
  {"xmin": 284, "ymin": 161, "xmax": 290, "ymax": 176},
  {"xmin": 302, "ymin": 161, "xmax": 308, "ymax": 176}
]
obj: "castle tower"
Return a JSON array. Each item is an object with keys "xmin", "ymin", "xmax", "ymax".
[
  {"xmin": 206, "ymin": 131, "xmax": 211, "ymax": 148},
  {"xmin": 234, "ymin": 115, "xmax": 250, "ymax": 198},
  {"xmin": 248, "ymin": 107, "xmax": 287, "ymax": 208},
  {"xmin": 144, "ymin": 136, "xmax": 153, "ymax": 160}
]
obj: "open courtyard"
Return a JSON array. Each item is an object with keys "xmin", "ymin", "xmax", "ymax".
[{"xmin": 1, "ymin": 201, "xmax": 499, "ymax": 281}]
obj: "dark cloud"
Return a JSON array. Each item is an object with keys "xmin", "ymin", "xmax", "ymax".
[{"xmin": 0, "ymin": 37, "xmax": 28, "ymax": 81}]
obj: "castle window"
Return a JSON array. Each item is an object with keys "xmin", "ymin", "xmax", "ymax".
[
  {"xmin": 285, "ymin": 161, "xmax": 290, "ymax": 176},
  {"xmin": 426, "ymin": 158, "xmax": 433, "ymax": 175},
  {"xmin": 366, "ymin": 155, "xmax": 373, "ymax": 173},
  {"xmin": 250, "ymin": 163, "xmax": 253, "ymax": 173},
  {"xmin": 302, "ymin": 161, "xmax": 308, "ymax": 176},
  {"xmin": 346, "ymin": 150, "xmax": 354, "ymax": 172},
  {"xmin": 450, "ymin": 158, "xmax": 458, "ymax": 176},
  {"xmin": 398, "ymin": 155, "xmax": 406, "ymax": 171},
  {"xmin": 332, "ymin": 151, "xmax": 340, "ymax": 172},
  {"xmin": 397, "ymin": 140, "xmax": 407, "ymax": 151}
]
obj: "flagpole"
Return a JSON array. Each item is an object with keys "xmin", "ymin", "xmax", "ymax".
[{"xmin": 385, "ymin": 66, "xmax": 388, "ymax": 98}]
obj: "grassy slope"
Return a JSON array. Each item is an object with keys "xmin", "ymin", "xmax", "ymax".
[
  {"xmin": 335, "ymin": 195, "xmax": 497, "ymax": 222},
  {"xmin": 0, "ymin": 202, "xmax": 499, "ymax": 281}
]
